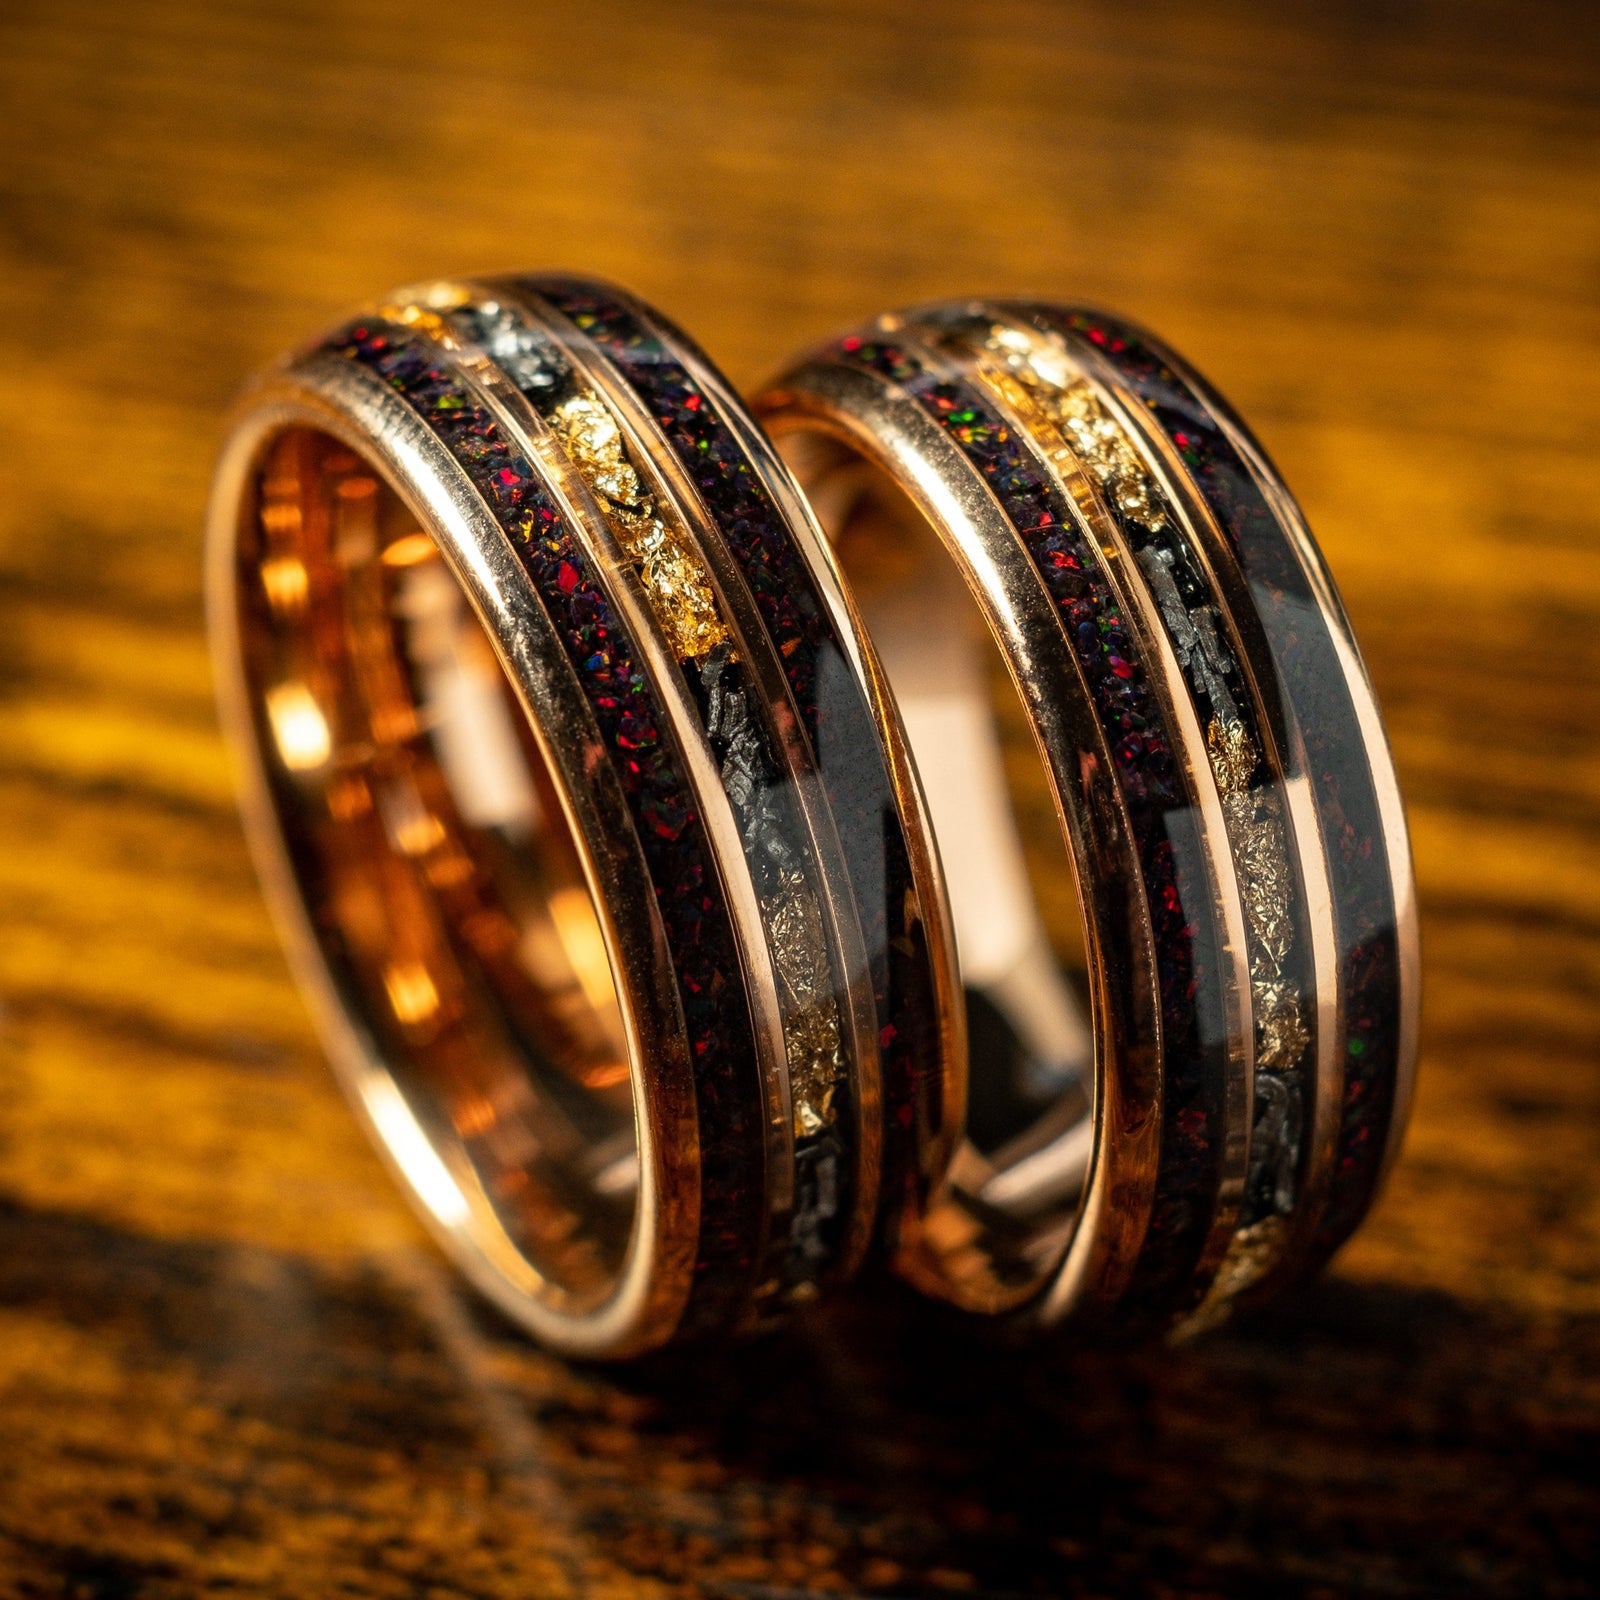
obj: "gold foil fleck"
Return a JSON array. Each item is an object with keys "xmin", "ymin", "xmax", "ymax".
[
  {"xmin": 550, "ymin": 395, "xmax": 730, "ymax": 661},
  {"xmin": 1178, "ymin": 1214, "xmax": 1289, "ymax": 1338},
  {"xmin": 389, "ymin": 297, "xmax": 843, "ymax": 1161},
  {"xmin": 768, "ymin": 862, "xmax": 845, "ymax": 1137},
  {"xmin": 549, "ymin": 393, "xmax": 840, "ymax": 1141},
  {"xmin": 983, "ymin": 331, "xmax": 1168, "ymax": 539},
  {"xmin": 978, "ymin": 325, "xmax": 1311, "ymax": 1085}
]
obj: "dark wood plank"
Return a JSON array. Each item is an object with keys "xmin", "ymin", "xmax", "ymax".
[{"xmin": 1, "ymin": 0, "xmax": 1597, "ymax": 1592}]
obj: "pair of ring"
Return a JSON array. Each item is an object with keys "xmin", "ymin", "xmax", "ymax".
[{"xmin": 207, "ymin": 276, "xmax": 1418, "ymax": 1357}]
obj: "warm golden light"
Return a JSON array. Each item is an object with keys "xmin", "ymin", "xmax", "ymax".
[
  {"xmin": 393, "ymin": 809, "xmax": 446, "ymax": 856},
  {"xmin": 260, "ymin": 554, "xmax": 309, "ymax": 612},
  {"xmin": 265, "ymin": 681, "xmax": 332, "ymax": 771},
  {"xmin": 547, "ymin": 885, "xmax": 619, "ymax": 1026},
  {"xmin": 258, "ymin": 497, "xmax": 302, "ymax": 537},
  {"xmin": 334, "ymin": 475, "xmax": 378, "ymax": 566},
  {"xmin": 382, "ymin": 781, "xmax": 447, "ymax": 856},
  {"xmin": 382, "ymin": 532, "xmax": 437, "ymax": 567},
  {"xmin": 383, "ymin": 959, "xmax": 439, "ymax": 1025},
  {"xmin": 365, "ymin": 1079, "xmax": 468, "ymax": 1227}
]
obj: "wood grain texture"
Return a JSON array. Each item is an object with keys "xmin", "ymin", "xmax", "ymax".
[{"xmin": 1, "ymin": 0, "xmax": 1598, "ymax": 1593}]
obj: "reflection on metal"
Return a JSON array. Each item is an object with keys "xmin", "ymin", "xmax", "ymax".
[
  {"xmin": 366, "ymin": 1077, "xmax": 470, "ymax": 1228},
  {"xmin": 214, "ymin": 416, "xmax": 671, "ymax": 1358},
  {"xmin": 384, "ymin": 959, "xmax": 441, "ymax": 1026},
  {"xmin": 264, "ymin": 681, "xmax": 331, "ymax": 772},
  {"xmin": 398, "ymin": 561, "xmax": 538, "ymax": 837}
]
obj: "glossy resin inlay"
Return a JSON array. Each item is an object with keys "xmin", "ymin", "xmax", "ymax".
[
  {"xmin": 434, "ymin": 294, "xmax": 854, "ymax": 1292},
  {"xmin": 331, "ymin": 320, "xmax": 765, "ymax": 1330},
  {"xmin": 524, "ymin": 280, "xmax": 947, "ymax": 1237},
  {"xmin": 834, "ymin": 330, "xmax": 1233, "ymax": 1321},
  {"xmin": 931, "ymin": 308, "xmax": 1318, "ymax": 1314},
  {"xmin": 1037, "ymin": 309, "xmax": 1401, "ymax": 1259}
]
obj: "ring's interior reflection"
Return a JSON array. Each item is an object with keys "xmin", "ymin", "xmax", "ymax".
[
  {"xmin": 803, "ymin": 445, "xmax": 1097, "ymax": 1252},
  {"xmin": 239, "ymin": 426, "xmax": 638, "ymax": 1310}
]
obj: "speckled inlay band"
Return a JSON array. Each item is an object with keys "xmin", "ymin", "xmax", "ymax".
[
  {"xmin": 331, "ymin": 319, "xmax": 766, "ymax": 1331},
  {"xmin": 831, "ymin": 330, "xmax": 1233, "ymax": 1321},
  {"xmin": 1032, "ymin": 308, "xmax": 1401, "ymax": 1260},
  {"xmin": 523, "ymin": 279, "xmax": 950, "ymax": 1242}
]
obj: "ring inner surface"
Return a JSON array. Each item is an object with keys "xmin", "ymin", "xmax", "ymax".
[
  {"xmin": 807, "ymin": 442, "xmax": 1095, "ymax": 1250},
  {"xmin": 237, "ymin": 426, "xmax": 638, "ymax": 1308}
]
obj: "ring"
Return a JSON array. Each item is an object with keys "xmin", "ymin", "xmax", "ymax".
[
  {"xmin": 206, "ymin": 277, "xmax": 961, "ymax": 1356},
  {"xmin": 757, "ymin": 301, "xmax": 1419, "ymax": 1330}
]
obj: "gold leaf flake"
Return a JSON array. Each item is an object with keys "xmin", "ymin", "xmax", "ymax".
[
  {"xmin": 549, "ymin": 395, "xmax": 730, "ymax": 661},
  {"xmin": 550, "ymin": 390, "xmax": 840, "ymax": 1142}
]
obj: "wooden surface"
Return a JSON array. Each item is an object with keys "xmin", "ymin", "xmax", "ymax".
[{"xmin": 2, "ymin": 1, "xmax": 1599, "ymax": 1593}]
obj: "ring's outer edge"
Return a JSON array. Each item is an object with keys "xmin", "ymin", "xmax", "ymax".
[
  {"xmin": 206, "ymin": 354, "xmax": 702, "ymax": 1358},
  {"xmin": 759, "ymin": 355, "xmax": 1166, "ymax": 1320}
]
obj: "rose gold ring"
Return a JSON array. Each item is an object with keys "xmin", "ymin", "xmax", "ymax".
[
  {"xmin": 757, "ymin": 300, "xmax": 1419, "ymax": 1332},
  {"xmin": 206, "ymin": 277, "xmax": 961, "ymax": 1357}
]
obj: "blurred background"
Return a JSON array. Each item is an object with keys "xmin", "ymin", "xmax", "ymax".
[{"xmin": 1, "ymin": 0, "xmax": 1597, "ymax": 1593}]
